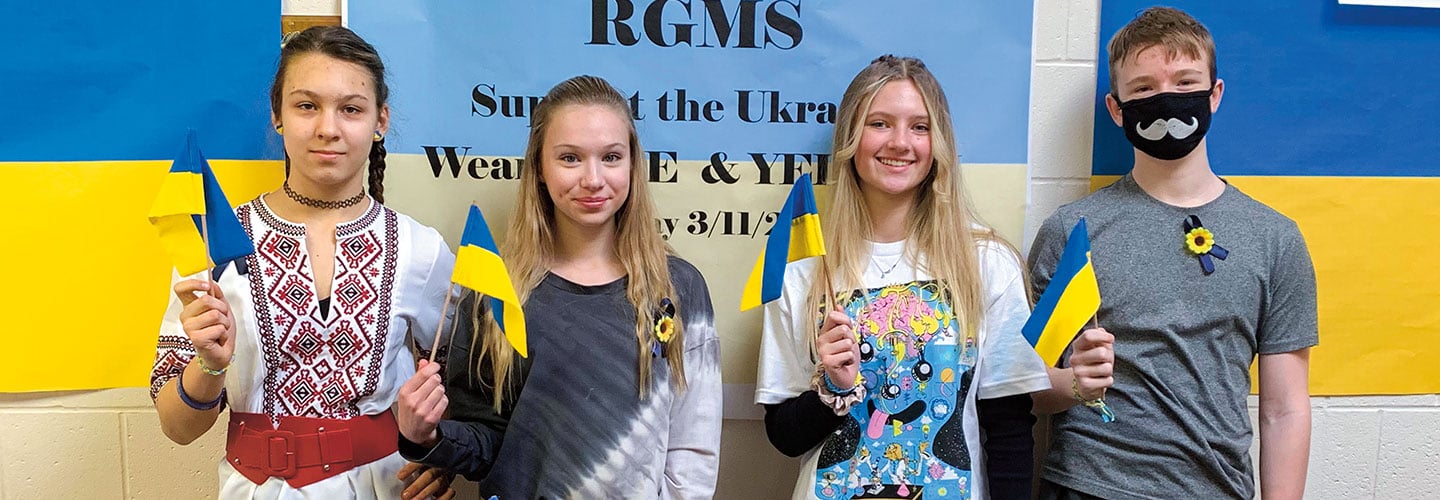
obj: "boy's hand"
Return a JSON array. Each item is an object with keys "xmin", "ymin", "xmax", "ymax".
[
  {"xmin": 815, "ymin": 309, "xmax": 860, "ymax": 391},
  {"xmin": 1070, "ymin": 328, "xmax": 1115, "ymax": 400}
]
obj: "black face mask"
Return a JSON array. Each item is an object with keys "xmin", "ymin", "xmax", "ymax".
[{"xmin": 1117, "ymin": 89, "xmax": 1212, "ymax": 161}]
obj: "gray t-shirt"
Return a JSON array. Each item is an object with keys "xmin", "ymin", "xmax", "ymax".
[{"xmin": 1028, "ymin": 174, "xmax": 1318, "ymax": 499}]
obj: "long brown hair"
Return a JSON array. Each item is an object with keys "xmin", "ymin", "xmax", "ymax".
[{"xmin": 472, "ymin": 75, "xmax": 684, "ymax": 409}]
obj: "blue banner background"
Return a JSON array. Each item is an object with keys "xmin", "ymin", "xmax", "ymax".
[{"xmin": 351, "ymin": 0, "xmax": 1032, "ymax": 164}]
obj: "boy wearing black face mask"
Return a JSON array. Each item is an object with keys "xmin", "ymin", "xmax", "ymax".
[{"xmin": 1028, "ymin": 7, "xmax": 1317, "ymax": 500}]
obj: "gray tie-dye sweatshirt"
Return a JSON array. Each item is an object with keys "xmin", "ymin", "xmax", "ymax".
[{"xmin": 401, "ymin": 256, "xmax": 722, "ymax": 499}]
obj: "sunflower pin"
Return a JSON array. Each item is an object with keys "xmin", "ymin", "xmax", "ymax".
[
  {"xmin": 652, "ymin": 297, "xmax": 677, "ymax": 357},
  {"xmin": 1183, "ymin": 215, "xmax": 1229, "ymax": 275}
]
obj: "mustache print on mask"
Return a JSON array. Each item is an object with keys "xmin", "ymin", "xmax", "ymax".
[
  {"xmin": 1135, "ymin": 117, "xmax": 1201, "ymax": 141},
  {"xmin": 1118, "ymin": 89, "xmax": 1213, "ymax": 161}
]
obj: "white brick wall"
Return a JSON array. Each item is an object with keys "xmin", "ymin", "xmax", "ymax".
[{"xmin": 0, "ymin": 1, "xmax": 1433, "ymax": 499}]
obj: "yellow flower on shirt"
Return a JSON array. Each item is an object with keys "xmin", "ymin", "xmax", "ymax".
[{"xmin": 1185, "ymin": 227, "xmax": 1215, "ymax": 255}]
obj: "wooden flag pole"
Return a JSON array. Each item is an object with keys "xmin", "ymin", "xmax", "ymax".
[
  {"xmin": 200, "ymin": 212, "xmax": 214, "ymax": 292},
  {"xmin": 820, "ymin": 253, "xmax": 839, "ymax": 324},
  {"xmin": 427, "ymin": 284, "xmax": 455, "ymax": 363},
  {"xmin": 445, "ymin": 290, "xmax": 466, "ymax": 361}
]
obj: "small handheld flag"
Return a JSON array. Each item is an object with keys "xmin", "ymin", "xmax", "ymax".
[
  {"xmin": 740, "ymin": 173, "xmax": 826, "ymax": 311},
  {"xmin": 450, "ymin": 204, "xmax": 528, "ymax": 358},
  {"xmin": 1022, "ymin": 218, "xmax": 1114, "ymax": 422},
  {"xmin": 1022, "ymin": 218, "xmax": 1101, "ymax": 366},
  {"xmin": 147, "ymin": 129, "xmax": 255, "ymax": 277}
]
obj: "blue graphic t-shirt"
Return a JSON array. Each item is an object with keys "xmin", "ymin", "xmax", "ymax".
[
  {"xmin": 815, "ymin": 280, "xmax": 978, "ymax": 499},
  {"xmin": 756, "ymin": 239, "xmax": 1050, "ymax": 500}
]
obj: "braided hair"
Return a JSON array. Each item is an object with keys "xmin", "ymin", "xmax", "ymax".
[{"xmin": 271, "ymin": 26, "xmax": 390, "ymax": 202}]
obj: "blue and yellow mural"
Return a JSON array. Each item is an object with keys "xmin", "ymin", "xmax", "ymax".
[
  {"xmin": 1094, "ymin": 1, "xmax": 1440, "ymax": 394},
  {"xmin": 0, "ymin": 4, "xmax": 282, "ymax": 391}
]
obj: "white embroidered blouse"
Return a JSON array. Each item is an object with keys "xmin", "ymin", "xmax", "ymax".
[{"xmin": 150, "ymin": 197, "xmax": 455, "ymax": 498}]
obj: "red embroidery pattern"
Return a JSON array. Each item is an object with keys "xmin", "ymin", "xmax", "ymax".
[
  {"xmin": 150, "ymin": 334, "xmax": 196, "ymax": 400},
  {"xmin": 244, "ymin": 201, "xmax": 398, "ymax": 419}
]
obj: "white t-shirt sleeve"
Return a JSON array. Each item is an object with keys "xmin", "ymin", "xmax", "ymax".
[
  {"xmin": 754, "ymin": 259, "xmax": 820, "ymax": 405},
  {"xmin": 975, "ymin": 241, "xmax": 1052, "ymax": 400}
]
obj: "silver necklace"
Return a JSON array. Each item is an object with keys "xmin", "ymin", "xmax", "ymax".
[{"xmin": 871, "ymin": 254, "xmax": 904, "ymax": 278}]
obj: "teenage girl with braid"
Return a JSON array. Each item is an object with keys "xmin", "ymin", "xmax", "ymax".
[{"xmin": 148, "ymin": 26, "xmax": 457, "ymax": 498}]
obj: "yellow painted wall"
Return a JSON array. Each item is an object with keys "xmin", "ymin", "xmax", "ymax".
[{"xmin": 1092, "ymin": 175, "xmax": 1440, "ymax": 395}]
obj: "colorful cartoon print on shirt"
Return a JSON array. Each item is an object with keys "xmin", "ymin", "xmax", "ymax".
[{"xmin": 814, "ymin": 280, "xmax": 976, "ymax": 499}]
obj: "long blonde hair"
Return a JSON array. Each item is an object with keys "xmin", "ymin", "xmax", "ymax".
[
  {"xmin": 472, "ymin": 75, "xmax": 684, "ymax": 409},
  {"xmin": 812, "ymin": 55, "xmax": 1015, "ymax": 342}
]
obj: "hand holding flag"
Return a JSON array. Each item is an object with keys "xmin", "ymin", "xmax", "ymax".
[
  {"xmin": 149, "ymin": 129, "xmax": 253, "ymax": 374},
  {"xmin": 1022, "ymin": 218, "xmax": 1114, "ymax": 422}
]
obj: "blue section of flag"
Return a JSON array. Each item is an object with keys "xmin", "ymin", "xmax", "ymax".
[
  {"xmin": 459, "ymin": 204, "xmax": 502, "ymax": 253},
  {"xmin": 186, "ymin": 131, "xmax": 256, "ymax": 275},
  {"xmin": 760, "ymin": 173, "xmax": 820, "ymax": 303}
]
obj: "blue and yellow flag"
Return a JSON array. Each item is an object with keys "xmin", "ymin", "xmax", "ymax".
[
  {"xmin": 147, "ymin": 130, "xmax": 256, "ymax": 277},
  {"xmin": 452, "ymin": 204, "xmax": 528, "ymax": 358},
  {"xmin": 740, "ymin": 173, "xmax": 826, "ymax": 311},
  {"xmin": 1022, "ymin": 218, "xmax": 1101, "ymax": 366}
]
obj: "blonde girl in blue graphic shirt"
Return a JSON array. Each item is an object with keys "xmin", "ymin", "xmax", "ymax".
[{"xmin": 755, "ymin": 55, "xmax": 1089, "ymax": 500}]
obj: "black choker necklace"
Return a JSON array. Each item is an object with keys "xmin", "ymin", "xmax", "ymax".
[{"xmin": 283, "ymin": 181, "xmax": 366, "ymax": 210}]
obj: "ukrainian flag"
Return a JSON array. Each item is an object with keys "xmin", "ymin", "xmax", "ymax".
[
  {"xmin": 1023, "ymin": 218, "xmax": 1101, "ymax": 366},
  {"xmin": 147, "ymin": 130, "xmax": 256, "ymax": 277},
  {"xmin": 452, "ymin": 204, "xmax": 528, "ymax": 358},
  {"xmin": 740, "ymin": 173, "xmax": 826, "ymax": 311}
]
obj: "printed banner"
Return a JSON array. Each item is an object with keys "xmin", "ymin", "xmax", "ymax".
[{"xmin": 350, "ymin": 0, "xmax": 1035, "ymax": 413}]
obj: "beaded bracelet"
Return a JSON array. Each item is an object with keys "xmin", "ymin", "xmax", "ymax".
[
  {"xmin": 176, "ymin": 372, "xmax": 225, "ymax": 411},
  {"xmin": 822, "ymin": 372, "xmax": 856, "ymax": 396},
  {"xmin": 197, "ymin": 354, "xmax": 234, "ymax": 376},
  {"xmin": 1071, "ymin": 376, "xmax": 1116, "ymax": 423}
]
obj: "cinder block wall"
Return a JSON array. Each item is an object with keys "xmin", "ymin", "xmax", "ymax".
[
  {"xmin": 1, "ymin": 1, "xmax": 1434, "ymax": 499},
  {"xmin": 1026, "ymin": 1, "xmax": 1440, "ymax": 498}
]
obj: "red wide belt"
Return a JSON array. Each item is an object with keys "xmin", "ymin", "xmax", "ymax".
[{"xmin": 225, "ymin": 410, "xmax": 398, "ymax": 488}]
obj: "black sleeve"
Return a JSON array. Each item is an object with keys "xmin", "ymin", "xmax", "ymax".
[
  {"xmin": 399, "ymin": 416, "xmax": 506, "ymax": 481},
  {"xmin": 399, "ymin": 294, "xmax": 526, "ymax": 481},
  {"xmin": 977, "ymin": 393, "xmax": 1036, "ymax": 500},
  {"xmin": 762, "ymin": 390, "xmax": 845, "ymax": 457}
]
